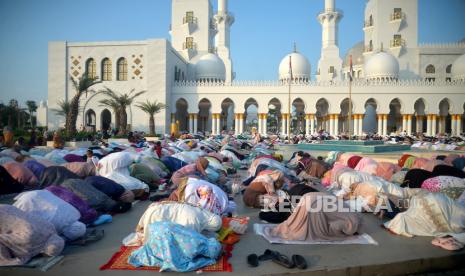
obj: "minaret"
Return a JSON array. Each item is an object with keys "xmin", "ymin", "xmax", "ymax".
[
  {"xmin": 214, "ymin": 0, "xmax": 234, "ymax": 82},
  {"xmin": 317, "ymin": 0, "xmax": 343, "ymax": 82},
  {"xmin": 170, "ymin": 0, "xmax": 213, "ymax": 61}
]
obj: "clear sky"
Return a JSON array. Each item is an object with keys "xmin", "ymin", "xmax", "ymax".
[{"xmin": 1, "ymin": 0, "xmax": 464, "ymax": 105}]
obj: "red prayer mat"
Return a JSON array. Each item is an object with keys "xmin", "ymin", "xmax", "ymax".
[{"xmin": 100, "ymin": 245, "xmax": 233, "ymax": 272}]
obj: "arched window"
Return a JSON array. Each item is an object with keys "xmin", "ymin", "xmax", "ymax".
[
  {"xmin": 101, "ymin": 58, "xmax": 112, "ymax": 81},
  {"xmin": 117, "ymin": 58, "xmax": 127, "ymax": 81},
  {"xmin": 357, "ymin": 70, "xmax": 362, "ymax": 78},
  {"xmin": 181, "ymin": 71, "xmax": 185, "ymax": 80},
  {"xmin": 85, "ymin": 58, "xmax": 96, "ymax": 79},
  {"xmin": 446, "ymin": 64, "xmax": 452, "ymax": 74},
  {"xmin": 174, "ymin": 66, "xmax": 178, "ymax": 81},
  {"xmin": 426, "ymin": 64, "xmax": 435, "ymax": 74}
]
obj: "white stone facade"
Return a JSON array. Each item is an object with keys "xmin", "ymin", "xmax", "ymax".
[{"xmin": 40, "ymin": 0, "xmax": 465, "ymax": 137}]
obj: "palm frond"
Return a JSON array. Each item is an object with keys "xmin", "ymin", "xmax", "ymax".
[
  {"xmin": 51, "ymin": 100, "xmax": 72, "ymax": 117},
  {"xmin": 136, "ymin": 100, "xmax": 166, "ymax": 115}
]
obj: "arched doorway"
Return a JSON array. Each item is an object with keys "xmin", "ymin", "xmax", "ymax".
[
  {"xmin": 221, "ymin": 98, "xmax": 235, "ymax": 132},
  {"xmin": 292, "ymin": 98, "xmax": 305, "ymax": 134},
  {"xmin": 85, "ymin": 109, "xmax": 96, "ymax": 132},
  {"xmin": 100, "ymin": 109, "xmax": 111, "ymax": 132},
  {"xmin": 363, "ymin": 98, "xmax": 377, "ymax": 134},
  {"xmin": 267, "ymin": 98, "xmax": 282, "ymax": 134},
  {"xmin": 316, "ymin": 98, "xmax": 329, "ymax": 132},
  {"xmin": 339, "ymin": 98, "xmax": 354, "ymax": 135},
  {"xmin": 387, "ymin": 98, "xmax": 402, "ymax": 134},
  {"xmin": 175, "ymin": 98, "xmax": 189, "ymax": 132},
  {"xmin": 198, "ymin": 98, "xmax": 212, "ymax": 133},
  {"xmin": 439, "ymin": 98, "xmax": 451, "ymax": 134},
  {"xmin": 413, "ymin": 98, "xmax": 426, "ymax": 134},
  {"xmin": 244, "ymin": 98, "xmax": 258, "ymax": 133}
]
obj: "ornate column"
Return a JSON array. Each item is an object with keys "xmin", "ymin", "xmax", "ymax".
[
  {"xmin": 426, "ymin": 115, "xmax": 432, "ymax": 136},
  {"xmin": 353, "ymin": 114, "xmax": 359, "ymax": 137},
  {"xmin": 193, "ymin": 114, "xmax": 198, "ymax": 134},
  {"xmin": 216, "ymin": 114, "xmax": 222, "ymax": 134},
  {"xmin": 457, "ymin": 115, "xmax": 463, "ymax": 136},
  {"xmin": 328, "ymin": 114, "xmax": 334, "ymax": 136},
  {"xmin": 334, "ymin": 114, "xmax": 339, "ymax": 136},
  {"xmin": 257, "ymin": 114, "xmax": 263, "ymax": 135},
  {"xmin": 377, "ymin": 114, "xmax": 383, "ymax": 136},
  {"xmin": 407, "ymin": 115, "xmax": 412, "ymax": 135},
  {"xmin": 281, "ymin": 114, "xmax": 287, "ymax": 136},
  {"xmin": 310, "ymin": 114, "xmax": 315, "ymax": 134},
  {"xmin": 382, "ymin": 114, "xmax": 388, "ymax": 136},
  {"xmin": 263, "ymin": 113, "xmax": 268, "ymax": 135},
  {"xmin": 358, "ymin": 114, "xmax": 364, "ymax": 136},
  {"xmin": 188, "ymin": 114, "xmax": 194, "ymax": 133},
  {"xmin": 451, "ymin": 115, "xmax": 456, "ymax": 136},
  {"xmin": 431, "ymin": 114, "xmax": 437, "ymax": 136},
  {"xmin": 211, "ymin": 114, "xmax": 217, "ymax": 135},
  {"xmin": 234, "ymin": 114, "xmax": 239, "ymax": 135},
  {"xmin": 239, "ymin": 114, "xmax": 244, "ymax": 134}
]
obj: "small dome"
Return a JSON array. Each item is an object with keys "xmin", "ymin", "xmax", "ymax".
[
  {"xmin": 195, "ymin": 53, "xmax": 226, "ymax": 81},
  {"xmin": 279, "ymin": 52, "xmax": 311, "ymax": 81},
  {"xmin": 452, "ymin": 54, "xmax": 465, "ymax": 81},
  {"xmin": 364, "ymin": 52, "xmax": 399, "ymax": 80},
  {"xmin": 343, "ymin": 41, "xmax": 364, "ymax": 67}
]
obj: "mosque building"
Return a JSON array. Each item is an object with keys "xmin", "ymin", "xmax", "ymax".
[{"xmin": 38, "ymin": 0, "xmax": 465, "ymax": 137}]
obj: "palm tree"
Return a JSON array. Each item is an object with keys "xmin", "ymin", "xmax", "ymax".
[
  {"xmin": 25, "ymin": 100, "xmax": 38, "ymax": 127},
  {"xmin": 51, "ymin": 100, "xmax": 73, "ymax": 119},
  {"xmin": 7, "ymin": 99, "xmax": 19, "ymax": 128},
  {"xmin": 99, "ymin": 87, "xmax": 146, "ymax": 135},
  {"xmin": 68, "ymin": 74, "xmax": 101, "ymax": 135},
  {"xmin": 136, "ymin": 100, "xmax": 166, "ymax": 135}
]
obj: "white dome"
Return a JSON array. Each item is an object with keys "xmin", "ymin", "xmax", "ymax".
[
  {"xmin": 279, "ymin": 52, "xmax": 311, "ymax": 81},
  {"xmin": 195, "ymin": 53, "xmax": 226, "ymax": 81},
  {"xmin": 364, "ymin": 52, "xmax": 399, "ymax": 80},
  {"xmin": 343, "ymin": 41, "xmax": 364, "ymax": 67},
  {"xmin": 452, "ymin": 54, "xmax": 465, "ymax": 81}
]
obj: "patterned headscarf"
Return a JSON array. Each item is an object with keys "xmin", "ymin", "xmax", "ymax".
[{"xmin": 196, "ymin": 185, "xmax": 222, "ymax": 215}]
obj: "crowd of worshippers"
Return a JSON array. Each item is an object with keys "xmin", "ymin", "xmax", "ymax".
[
  {"xmin": 240, "ymin": 149, "xmax": 465, "ymax": 251},
  {"xmin": 1, "ymin": 127, "xmax": 465, "ymax": 270},
  {"xmin": 0, "ymin": 129, "xmax": 257, "ymax": 270},
  {"xmin": 269, "ymin": 130, "xmax": 465, "ymax": 150}
]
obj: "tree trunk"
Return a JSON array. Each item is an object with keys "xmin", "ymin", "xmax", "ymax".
[
  {"xmin": 149, "ymin": 114, "xmax": 155, "ymax": 136},
  {"xmin": 119, "ymin": 109, "xmax": 128, "ymax": 135},
  {"xmin": 67, "ymin": 94, "xmax": 80, "ymax": 135},
  {"xmin": 114, "ymin": 108, "xmax": 121, "ymax": 130}
]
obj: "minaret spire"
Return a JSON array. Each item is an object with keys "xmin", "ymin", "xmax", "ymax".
[
  {"xmin": 214, "ymin": 0, "xmax": 235, "ymax": 83},
  {"xmin": 316, "ymin": 0, "xmax": 343, "ymax": 82}
]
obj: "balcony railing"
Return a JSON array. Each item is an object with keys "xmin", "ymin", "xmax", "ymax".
[
  {"xmin": 208, "ymin": 47, "xmax": 217, "ymax": 54},
  {"xmin": 183, "ymin": 16, "xmax": 198, "ymax": 24},
  {"xmin": 390, "ymin": 39, "xmax": 406, "ymax": 48},
  {"xmin": 364, "ymin": 20, "xmax": 374, "ymax": 28},
  {"xmin": 183, "ymin": 42, "xmax": 197, "ymax": 50},
  {"xmin": 210, "ymin": 21, "xmax": 217, "ymax": 30},
  {"xmin": 390, "ymin": 12, "xmax": 404, "ymax": 21},
  {"xmin": 364, "ymin": 45, "xmax": 373, "ymax": 53}
]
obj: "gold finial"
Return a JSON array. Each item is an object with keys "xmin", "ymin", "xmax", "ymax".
[{"xmin": 293, "ymin": 42, "xmax": 297, "ymax": 53}]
